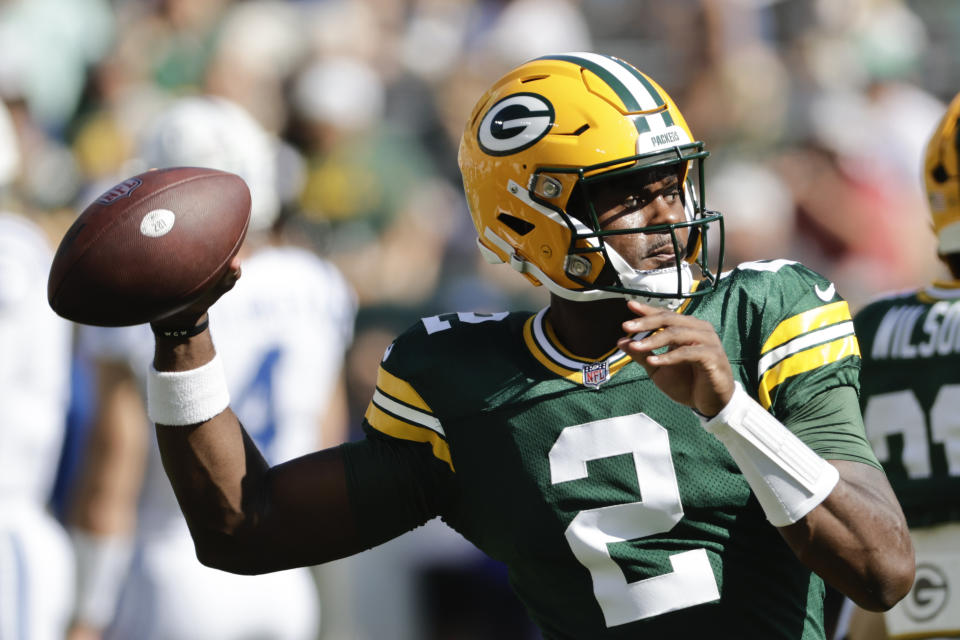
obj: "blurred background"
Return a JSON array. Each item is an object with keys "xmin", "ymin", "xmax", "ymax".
[{"xmin": 1, "ymin": 0, "xmax": 958, "ymax": 638}]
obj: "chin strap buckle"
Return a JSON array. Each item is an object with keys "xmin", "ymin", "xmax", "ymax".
[{"xmin": 509, "ymin": 252, "xmax": 527, "ymax": 273}]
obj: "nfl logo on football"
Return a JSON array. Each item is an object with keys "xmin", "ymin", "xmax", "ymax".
[
  {"xmin": 97, "ymin": 178, "xmax": 143, "ymax": 205},
  {"xmin": 582, "ymin": 361, "xmax": 609, "ymax": 389}
]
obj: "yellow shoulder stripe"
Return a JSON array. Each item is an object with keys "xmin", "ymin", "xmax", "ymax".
[
  {"xmin": 375, "ymin": 365, "xmax": 431, "ymax": 412},
  {"xmin": 364, "ymin": 403, "xmax": 454, "ymax": 471},
  {"xmin": 758, "ymin": 335, "xmax": 860, "ymax": 409},
  {"xmin": 762, "ymin": 301, "xmax": 852, "ymax": 354}
]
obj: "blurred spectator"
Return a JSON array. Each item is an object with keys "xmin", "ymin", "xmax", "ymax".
[
  {"xmin": 289, "ymin": 54, "xmax": 456, "ymax": 307},
  {"xmin": 706, "ymin": 159, "xmax": 798, "ymax": 267}
]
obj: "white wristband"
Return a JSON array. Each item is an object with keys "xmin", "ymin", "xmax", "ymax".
[
  {"xmin": 146, "ymin": 354, "xmax": 230, "ymax": 426},
  {"xmin": 70, "ymin": 529, "xmax": 135, "ymax": 629},
  {"xmin": 703, "ymin": 382, "xmax": 839, "ymax": 527}
]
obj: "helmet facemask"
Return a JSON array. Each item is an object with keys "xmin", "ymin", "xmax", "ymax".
[{"xmin": 531, "ymin": 144, "xmax": 724, "ymax": 308}]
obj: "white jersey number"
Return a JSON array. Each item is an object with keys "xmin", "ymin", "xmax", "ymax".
[
  {"xmin": 421, "ymin": 311, "xmax": 510, "ymax": 335},
  {"xmin": 863, "ymin": 385, "xmax": 960, "ymax": 477},
  {"xmin": 548, "ymin": 413, "xmax": 720, "ymax": 627}
]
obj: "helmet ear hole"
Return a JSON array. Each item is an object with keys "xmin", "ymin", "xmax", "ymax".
[
  {"xmin": 933, "ymin": 164, "xmax": 950, "ymax": 183},
  {"xmin": 497, "ymin": 212, "xmax": 535, "ymax": 236},
  {"xmin": 564, "ymin": 182, "xmax": 591, "ymax": 225}
]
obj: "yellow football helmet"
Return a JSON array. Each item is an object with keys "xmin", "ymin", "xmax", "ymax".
[
  {"xmin": 925, "ymin": 90, "xmax": 960, "ymax": 255},
  {"xmin": 458, "ymin": 52, "xmax": 723, "ymax": 306}
]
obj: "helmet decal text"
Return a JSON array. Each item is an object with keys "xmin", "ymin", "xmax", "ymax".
[{"xmin": 478, "ymin": 93, "xmax": 555, "ymax": 156}]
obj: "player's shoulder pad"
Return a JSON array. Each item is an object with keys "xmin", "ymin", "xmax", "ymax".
[
  {"xmin": 723, "ymin": 259, "xmax": 843, "ymax": 310},
  {"xmin": 382, "ymin": 310, "xmax": 528, "ymax": 378}
]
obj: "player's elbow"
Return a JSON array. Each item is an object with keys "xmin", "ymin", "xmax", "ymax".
[
  {"xmin": 188, "ymin": 508, "xmax": 274, "ymax": 575},
  {"xmin": 857, "ymin": 551, "xmax": 915, "ymax": 612},
  {"xmin": 192, "ymin": 530, "xmax": 272, "ymax": 575}
]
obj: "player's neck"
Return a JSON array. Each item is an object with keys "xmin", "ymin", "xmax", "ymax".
[{"xmin": 546, "ymin": 295, "xmax": 632, "ymax": 360}]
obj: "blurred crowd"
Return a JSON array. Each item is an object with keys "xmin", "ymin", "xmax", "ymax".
[
  {"xmin": 1, "ymin": 0, "xmax": 959, "ymax": 638},
  {"xmin": 2, "ymin": 0, "xmax": 954, "ymax": 315}
]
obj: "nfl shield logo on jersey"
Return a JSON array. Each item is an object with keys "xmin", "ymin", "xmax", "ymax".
[{"xmin": 582, "ymin": 361, "xmax": 609, "ymax": 389}]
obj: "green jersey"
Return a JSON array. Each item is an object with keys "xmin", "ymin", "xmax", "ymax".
[
  {"xmin": 342, "ymin": 260, "xmax": 876, "ymax": 639},
  {"xmin": 854, "ymin": 282, "xmax": 960, "ymax": 528}
]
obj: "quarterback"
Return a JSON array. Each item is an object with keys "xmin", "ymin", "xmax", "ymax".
[
  {"xmin": 144, "ymin": 54, "xmax": 913, "ymax": 638},
  {"xmin": 841, "ymin": 90, "xmax": 960, "ymax": 640}
]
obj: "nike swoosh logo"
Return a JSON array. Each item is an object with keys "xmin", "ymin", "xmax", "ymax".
[{"xmin": 814, "ymin": 283, "xmax": 836, "ymax": 302}]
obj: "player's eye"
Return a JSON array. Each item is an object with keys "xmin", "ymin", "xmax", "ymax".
[{"xmin": 663, "ymin": 189, "xmax": 681, "ymax": 204}]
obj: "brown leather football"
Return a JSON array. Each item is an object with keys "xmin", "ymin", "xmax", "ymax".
[{"xmin": 48, "ymin": 167, "xmax": 251, "ymax": 326}]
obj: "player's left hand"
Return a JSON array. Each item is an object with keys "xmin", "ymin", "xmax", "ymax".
[{"xmin": 617, "ymin": 300, "xmax": 735, "ymax": 417}]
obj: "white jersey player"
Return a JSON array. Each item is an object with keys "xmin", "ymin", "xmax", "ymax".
[
  {"xmin": 67, "ymin": 96, "xmax": 356, "ymax": 640},
  {"xmin": 0, "ymin": 212, "xmax": 75, "ymax": 640}
]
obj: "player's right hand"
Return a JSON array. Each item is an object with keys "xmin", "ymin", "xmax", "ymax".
[{"xmin": 150, "ymin": 256, "xmax": 242, "ymax": 335}]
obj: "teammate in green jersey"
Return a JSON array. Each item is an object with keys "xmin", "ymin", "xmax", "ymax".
[
  {"xmin": 141, "ymin": 53, "xmax": 914, "ymax": 639},
  {"xmin": 837, "ymin": 92, "xmax": 960, "ymax": 640}
]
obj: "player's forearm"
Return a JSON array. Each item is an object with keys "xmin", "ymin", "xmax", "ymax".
[
  {"xmin": 700, "ymin": 384, "xmax": 914, "ymax": 610},
  {"xmin": 154, "ymin": 414, "xmax": 274, "ymax": 569},
  {"xmin": 151, "ymin": 329, "xmax": 272, "ymax": 567},
  {"xmin": 781, "ymin": 461, "xmax": 914, "ymax": 611}
]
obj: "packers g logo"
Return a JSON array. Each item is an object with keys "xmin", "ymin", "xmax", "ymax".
[
  {"xmin": 477, "ymin": 93, "xmax": 554, "ymax": 156},
  {"xmin": 902, "ymin": 563, "xmax": 949, "ymax": 622}
]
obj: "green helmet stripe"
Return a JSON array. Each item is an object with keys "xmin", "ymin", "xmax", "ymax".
[
  {"xmin": 538, "ymin": 53, "xmax": 665, "ymax": 110},
  {"xmin": 612, "ymin": 58, "xmax": 676, "ymax": 127}
]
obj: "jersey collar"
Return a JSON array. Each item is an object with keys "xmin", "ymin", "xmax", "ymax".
[
  {"xmin": 919, "ymin": 280, "xmax": 960, "ymax": 302},
  {"xmin": 522, "ymin": 307, "xmax": 633, "ymax": 388}
]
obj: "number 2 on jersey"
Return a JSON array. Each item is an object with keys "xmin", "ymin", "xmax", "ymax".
[{"xmin": 548, "ymin": 413, "xmax": 720, "ymax": 627}]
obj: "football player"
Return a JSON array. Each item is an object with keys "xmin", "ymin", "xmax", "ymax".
[
  {"xmin": 837, "ymin": 91, "xmax": 960, "ymax": 640},
  {"xmin": 145, "ymin": 53, "xmax": 913, "ymax": 638},
  {"xmin": 0, "ymin": 99, "xmax": 75, "ymax": 640},
  {"xmin": 66, "ymin": 96, "xmax": 356, "ymax": 640}
]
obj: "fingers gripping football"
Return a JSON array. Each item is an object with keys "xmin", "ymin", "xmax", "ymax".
[
  {"xmin": 618, "ymin": 301, "xmax": 735, "ymax": 417},
  {"xmin": 150, "ymin": 256, "xmax": 243, "ymax": 333}
]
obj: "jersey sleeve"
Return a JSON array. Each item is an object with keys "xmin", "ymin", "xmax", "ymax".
[
  {"xmin": 338, "ymin": 434, "xmax": 454, "ymax": 550},
  {"xmin": 362, "ymin": 346, "xmax": 454, "ymax": 471},
  {"xmin": 737, "ymin": 261, "xmax": 861, "ymax": 417},
  {"xmin": 342, "ymin": 323, "xmax": 460, "ymax": 548},
  {"xmin": 783, "ymin": 386, "xmax": 881, "ymax": 468}
]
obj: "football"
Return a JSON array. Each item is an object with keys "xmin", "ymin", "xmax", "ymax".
[{"xmin": 48, "ymin": 167, "xmax": 251, "ymax": 326}]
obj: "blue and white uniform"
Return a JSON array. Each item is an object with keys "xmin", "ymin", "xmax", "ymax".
[
  {"xmin": 0, "ymin": 213, "xmax": 74, "ymax": 640},
  {"xmin": 78, "ymin": 243, "xmax": 355, "ymax": 640}
]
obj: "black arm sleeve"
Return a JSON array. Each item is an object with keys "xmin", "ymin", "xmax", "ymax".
[{"xmin": 339, "ymin": 434, "xmax": 456, "ymax": 551}]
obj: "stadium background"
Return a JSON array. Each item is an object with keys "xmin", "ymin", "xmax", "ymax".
[{"xmin": 1, "ymin": 0, "xmax": 958, "ymax": 638}]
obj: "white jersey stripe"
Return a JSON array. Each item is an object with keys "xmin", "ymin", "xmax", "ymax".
[
  {"xmin": 372, "ymin": 389, "xmax": 446, "ymax": 437},
  {"xmin": 758, "ymin": 321, "xmax": 856, "ymax": 378}
]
